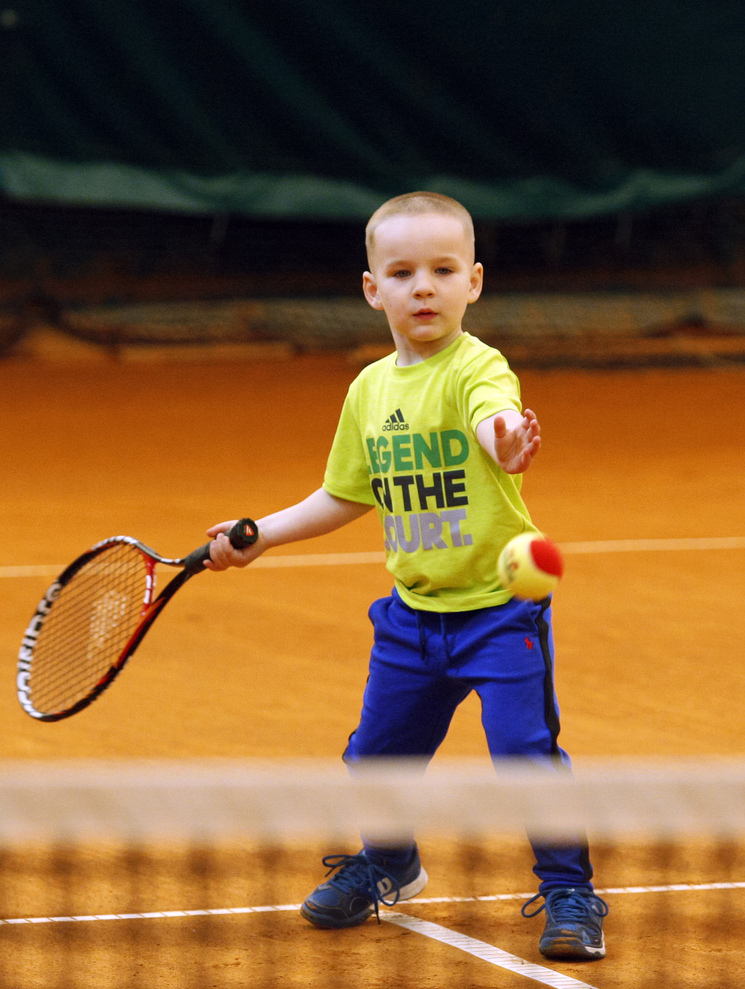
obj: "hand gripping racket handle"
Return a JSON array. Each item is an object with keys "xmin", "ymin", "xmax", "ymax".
[{"xmin": 181, "ymin": 517, "xmax": 258, "ymax": 574}]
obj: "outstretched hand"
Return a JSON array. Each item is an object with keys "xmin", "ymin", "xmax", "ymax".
[{"xmin": 493, "ymin": 408, "xmax": 541, "ymax": 474}]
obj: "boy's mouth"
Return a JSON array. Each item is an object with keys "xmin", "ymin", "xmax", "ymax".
[{"xmin": 413, "ymin": 308, "xmax": 437, "ymax": 317}]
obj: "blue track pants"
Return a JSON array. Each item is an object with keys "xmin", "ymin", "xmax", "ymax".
[{"xmin": 344, "ymin": 589, "xmax": 593, "ymax": 893}]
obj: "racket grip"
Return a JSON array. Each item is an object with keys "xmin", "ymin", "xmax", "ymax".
[{"xmin": 182, "ymin": 517, "xmax": 259, "ymax": 574}]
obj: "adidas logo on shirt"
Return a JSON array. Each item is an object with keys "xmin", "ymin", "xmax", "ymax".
[{"xmin": 382, "ymin": 408, "xmax": 409, "ymax": 431}]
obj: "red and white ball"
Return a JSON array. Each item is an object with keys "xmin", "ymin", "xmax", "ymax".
[{"xmin": 497, "ymin": 533, "xmax": 564, "ymax": 601}]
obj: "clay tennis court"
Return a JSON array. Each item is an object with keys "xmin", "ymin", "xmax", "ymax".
[{"xmin": 0, "ymin": 344, "xmax": 744, "ymax": 987}]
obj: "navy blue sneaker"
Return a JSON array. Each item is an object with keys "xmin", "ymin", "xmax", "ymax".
[
  {"xmin": 522, "ymin": 887, "xmax": 609, "ymax": 960},
  {"xmin": 301, "ymin": 848, "xmax": 428, "ymax": 928}
]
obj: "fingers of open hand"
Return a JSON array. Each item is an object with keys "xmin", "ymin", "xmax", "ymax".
[
  {"xmin": 498, "ymin": 415, "xmax": 542, "ymax": 473},
  {"xmin": 516, "ymin": 411, "xmax": 541, "ymax": 463},
  {"xmin": 520, "ymin": 434, "xmax": 541, "ymax": 468},
  {"xmin": 523, "ymin": 409, "xmax": 541, "ymax": 438}
]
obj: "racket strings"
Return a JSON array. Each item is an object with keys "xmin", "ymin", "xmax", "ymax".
[{"xmin": 27, "ymin": 543, "xmax": 153, "ymax": 716}]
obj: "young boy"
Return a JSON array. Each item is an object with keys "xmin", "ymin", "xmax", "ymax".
[{"xmin": 205, "ymin": 192, "xmax": 608, "ymax": 961}]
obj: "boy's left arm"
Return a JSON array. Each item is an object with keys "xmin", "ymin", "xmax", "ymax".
[{"xmin": 475, "ymin": 409, "xmax": 541, "ymax": 475}]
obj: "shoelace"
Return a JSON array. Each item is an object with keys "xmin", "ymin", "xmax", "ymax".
[
  {"xmin": 321, "ymin": 853, "xmax": 402, "ymax": 923},
  {"xmin": 521, "ymin": 888, "xmax": 609, "ymax": 923}
]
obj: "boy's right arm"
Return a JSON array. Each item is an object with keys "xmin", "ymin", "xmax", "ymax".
[{"xmin": 203, "ymin": 487, "xmax": 372, "ymax": 571}]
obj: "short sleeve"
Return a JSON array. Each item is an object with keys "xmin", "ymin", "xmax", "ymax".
[{"xmin": 460, "ymin": 350, "xmax": 522, "ymax": 432}]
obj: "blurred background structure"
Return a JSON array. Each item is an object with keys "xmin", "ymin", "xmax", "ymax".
[{"xmin": 1, "ymin": 0, "xmax": 745, "ymax": 364}]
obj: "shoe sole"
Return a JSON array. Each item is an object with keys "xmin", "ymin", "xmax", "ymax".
[
  {"xmin": 398, "ymin": 866, "xmax": 428, "ymax": 901},
  {"xmin": 540, "ymin": 935, "xmax": 606, "ymax": 960},
  {"xmin": 300, "ymin": 902, "xmax": 374, "ymax": 928},
  {"xmin": 300, "ymin": 867, "xmax": 429, "ymax": 929}
]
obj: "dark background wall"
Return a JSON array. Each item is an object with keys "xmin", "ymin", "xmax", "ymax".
[{"xmin": 2, "ymin": 1, "xmax": 745, "ymax": 300}]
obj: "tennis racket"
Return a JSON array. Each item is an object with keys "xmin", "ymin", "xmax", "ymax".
[{"xmin": 17, "ymin": 518, "xmax": 258, "ymax": 722}]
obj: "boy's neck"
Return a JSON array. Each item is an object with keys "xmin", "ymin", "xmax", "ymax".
[{"xmin": 393, "ymin": 327, "xmax": 464, "ymax": 366}]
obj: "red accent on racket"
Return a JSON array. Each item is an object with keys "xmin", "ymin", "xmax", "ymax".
[{"xmin": 16, "ymin": 518, "xmax": 258, "ymax": 722}]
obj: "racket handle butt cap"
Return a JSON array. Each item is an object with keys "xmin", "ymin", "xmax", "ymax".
[{"xmin": 229, "ymin": 518, "xmax": 259, "ymax": 549}]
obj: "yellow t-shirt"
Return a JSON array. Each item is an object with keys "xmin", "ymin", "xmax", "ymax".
[{"xmin": 323, "ymin": 332, "xmax": 539, "ymax": 612}]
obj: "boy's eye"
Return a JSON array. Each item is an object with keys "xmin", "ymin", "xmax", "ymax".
[
  {"xmin": 391, "ymin": 269, "xmax": 411, "ymax": 278},
  {"xmin": 435, "ymin": 267, "xmax": 453, "ymax": 275}
]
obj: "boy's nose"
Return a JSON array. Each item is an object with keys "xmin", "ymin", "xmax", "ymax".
[{"xmin": 413, "ymin": 274, "xmax": 435, "ymax": 296}]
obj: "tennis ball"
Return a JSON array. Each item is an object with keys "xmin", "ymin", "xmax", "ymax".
[{"xmin": 497, "ymin": 533, "xmax": 564, "ymax": 601}]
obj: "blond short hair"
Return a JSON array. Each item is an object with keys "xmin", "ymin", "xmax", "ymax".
[{"xmin": 365, "ymin": 191, "xmax": 475, "ymax": 265}]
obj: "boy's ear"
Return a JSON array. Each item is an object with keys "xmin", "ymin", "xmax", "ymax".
[
  {"xmin": 468, "ymin": 262, "xmax": 484, "ymax": 303},
  {"xmin": 362, "ymin": 271, "xmax": 385, "ymax": 310}
]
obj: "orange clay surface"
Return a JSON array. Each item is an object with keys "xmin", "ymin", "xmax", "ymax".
[{"xmin": 0, "ymin": 347, "xmax": 744, "ymax": 987}]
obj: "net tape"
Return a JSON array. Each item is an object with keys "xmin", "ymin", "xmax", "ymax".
[{"xmin": 2, "ymin": 758, "xmax": 745, "ymax": 844}]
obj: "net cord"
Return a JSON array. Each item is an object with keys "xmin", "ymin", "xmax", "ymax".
[{"xmin": 0, "ymin": 759, "xmax": 743, "ymax": 843}]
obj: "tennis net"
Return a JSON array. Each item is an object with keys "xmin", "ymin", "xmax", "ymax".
[{"xmin": 0, "ymin": 758, "xmax": 743, "ymax": 989}]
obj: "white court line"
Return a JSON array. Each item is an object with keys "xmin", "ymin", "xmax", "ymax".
[
  {"xmin": 385, "ymin": 911, "xmax": 598, "ymax": 989},
  {"xmin": 0, "ymin": 902, "xmax": 303, "ymax": 925},
  {"xmin": 1, "ymin": 536, "xmax": 744, "ymax": 578},
  {"xmin": 561, "ymin": 536, "xmax": 745, "ymax": 555},
  {"xmin": 1, "ymin": 879, "xmax": 741, "ymax": 927},
  {"xmin": 407, "ymin": 880, "xmax": 745, "ymax": 904}
]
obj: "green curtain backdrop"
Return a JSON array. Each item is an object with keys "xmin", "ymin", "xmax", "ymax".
[{"xmin": 1, "ymin": 0, "xmax": 744, "ymax": 220}]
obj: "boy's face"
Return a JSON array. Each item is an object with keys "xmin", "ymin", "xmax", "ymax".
[{"xmin": 363, "ymin": 213, "xmax": 483, "ymax": 363}]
